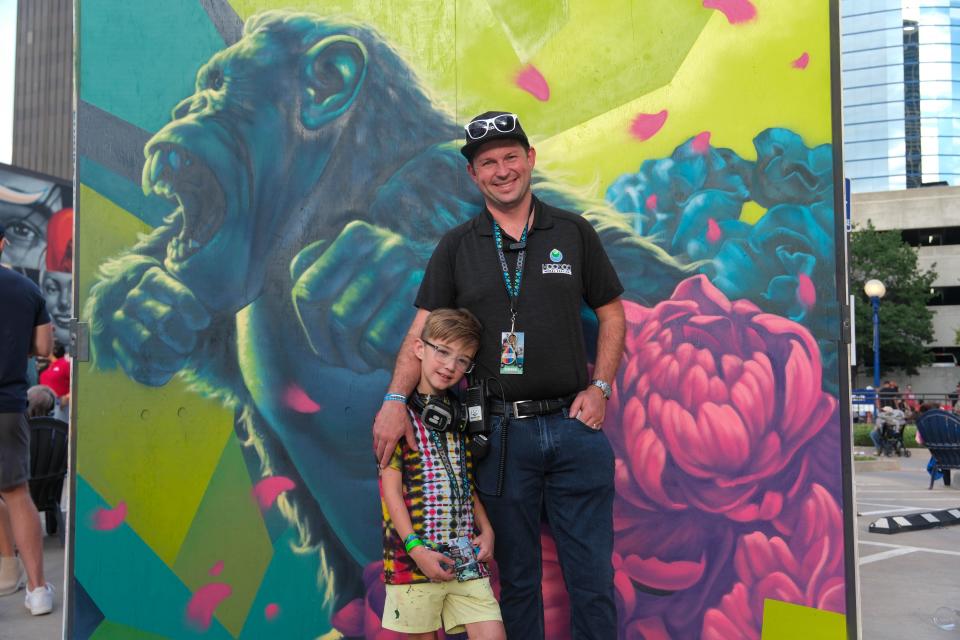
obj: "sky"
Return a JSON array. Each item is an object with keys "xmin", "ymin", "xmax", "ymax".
[{"xmin": 0, "ymin": 0, "xmax": 17, "ymax": 164}]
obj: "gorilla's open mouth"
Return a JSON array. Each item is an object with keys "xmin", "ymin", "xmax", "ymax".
[{"xmin": 143, "ymin": 143, "xmax": 226, "ymax": 263}]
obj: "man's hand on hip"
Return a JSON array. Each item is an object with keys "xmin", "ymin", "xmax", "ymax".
[
  {"xmin": 569, "ymin": 385, "xmax": 607, "ymax": 430},
  {"xmin": 374, "ymin": 399, "xmax": 417, "ymax": 467}
]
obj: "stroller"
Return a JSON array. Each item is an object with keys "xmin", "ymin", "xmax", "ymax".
[{"xmin": 876, "ymin": 406, "xmax": 911, "ymax": 457}]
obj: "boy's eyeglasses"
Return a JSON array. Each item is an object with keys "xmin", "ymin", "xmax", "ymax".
[
  {"xmin": 423, "ymin": 340, "xmax": 476, "ymax": 373},
  {"xmin": 464, "ymin": 114, "xmax": 519, "ymax": 141}
]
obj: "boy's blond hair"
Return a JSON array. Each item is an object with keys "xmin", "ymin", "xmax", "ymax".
[{"xmin": 421, "ymin": 308, "xmax": 482, "ymax": 352}]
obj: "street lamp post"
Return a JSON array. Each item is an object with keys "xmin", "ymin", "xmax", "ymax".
[{"xmin": 864, "ymin": 279, "xmax": 887, "ymax": 403}]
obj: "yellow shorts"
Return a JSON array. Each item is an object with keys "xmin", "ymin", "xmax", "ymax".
[{"xmin": 382, "ymin": 577, "xmax": 502, "ymax": 634}]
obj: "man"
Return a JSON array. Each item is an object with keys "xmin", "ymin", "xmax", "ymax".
[
  {"xmin": 0, "ymin": 222, "xmax": 55, "ymax": 615},
  {"xmin": 373, "ymin": 112, "xmax": 626, "ymax": 639}
]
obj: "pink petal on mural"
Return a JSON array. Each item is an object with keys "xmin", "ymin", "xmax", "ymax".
[
  {"xmin": 630, "ymin": 110, "xmax": 668, "ymax": 141},
  {"xmin": 692, "ymin": 131, "xmax": 711, "ymax": 154},
  {"xmin": 516, "ymin": 64, "xmax": 550, "ymax": 101},
  {"xmin": 252, "ymin": 476, "xmax": 296, "ymax": 510},
  {"xmin": 703, "ymin": 0, "xmax": 757, "ymax": 24},
  {"xmin": 706, "ymin": 218, "xmax": 722, "ymax": 244},
  {"xmin": 284, "ymin": 383, "xmax": 321, "ymax": 414},
  {"xmin": 331, "ymin": 599, "xmax": 365, "ymax": 636},
  {"xmin": 797, "ymin": 273, "xmax": 816, "ymax": 308},
  {"xmin": 792, "ymin": 52, "xmax": 810, "ymax": 69},
  {"xmin": 645, "ymin": 193, "xmax": 658, "ymax": 211},
  {"xmin": 186, "ymin": 583, "xmax": 232, "ymax": 631},
  {"xmin": 265, "ymin": 603, "xmax": 280, "ymax": 620},
  {"xmin": 92, "ymin": 501, "xmax": 127, "ymax": 531},
  {"xmin": 621, "ymin": 551, "xmax": 707, "ymax": 591},
  {"xmin": 209, "ymin": 560, "xmax": 224, "ymax": 577}
]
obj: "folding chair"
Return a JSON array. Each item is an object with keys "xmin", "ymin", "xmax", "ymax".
[{"xmin": 28, "ymin": 417, "xmax": 69, "ymax": 545}]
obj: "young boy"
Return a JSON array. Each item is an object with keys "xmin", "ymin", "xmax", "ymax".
[{"xmin": 380, "ymin": 308, "xmax": 505, "ymax": 640}]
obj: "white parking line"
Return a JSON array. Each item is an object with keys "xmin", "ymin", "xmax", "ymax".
[
  {"xmin": 860, "ymin": 540, "xmax": 960, "ymax": 558},
  {"xmin": 859, "ymin": 547, "xmax": 917, "ymax": 565},
  {"xmin": 859, "ymin": 507, "xmax": 925, "ymax": 516},
  {"xmin": 857, "ymin": 490, "xmax": 960, "ymax": 494}
]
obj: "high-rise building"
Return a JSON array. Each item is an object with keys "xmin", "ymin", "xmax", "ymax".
[
  {"xmin": 841, "ymin": 0, "xmax": 960, "ymax": 194},
  {"xmin": 12, "ymin": 0, "xmax": 72, "ymax": 180},
  {"xmin": 843, "ymin": 1, "xmax": 960, "ymax": 377}
]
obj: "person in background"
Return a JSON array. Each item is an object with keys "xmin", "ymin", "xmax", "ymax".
[
  {"xmin": 38, "ymin": 343, "xmax": 69, "ymax": 422},
  {"xmin": 903, "ymin": 384, "xmax": 919, "ymax": 415},
  {"xmin": 0, "ymin": 222, "xmax": 56, "ymax": 614}
]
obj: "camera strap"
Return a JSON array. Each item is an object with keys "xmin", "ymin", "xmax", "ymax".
[{"xmin": 426, "ymin": 428, "xmax": 471, "ymax": 515}]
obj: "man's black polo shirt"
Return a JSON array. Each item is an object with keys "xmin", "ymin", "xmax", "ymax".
[{"xmin": 415, "ymin": 197, "xmax": 623, "ymax": 401}]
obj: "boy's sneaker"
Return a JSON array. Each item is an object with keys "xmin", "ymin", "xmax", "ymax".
[
  {"xmin": 0, "ymin": 556, "xmax": 25, "ymax": 596},
  {"xmin": 24, "ymin": 582, "xmax": 54, "ymax": 616}
]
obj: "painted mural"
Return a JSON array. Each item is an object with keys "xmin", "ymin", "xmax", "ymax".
[
  {"xmin": 74, "ymin": 1, "xmax": 851, "ymax": 639},
  {"xmin": 0, "ymin": 163, "xmax": 74, "ymax": 346}
]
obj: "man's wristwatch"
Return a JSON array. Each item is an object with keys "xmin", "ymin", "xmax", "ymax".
[{"xmin": 590, "ymin": 379, "xmax": 612, "ymax": 400}]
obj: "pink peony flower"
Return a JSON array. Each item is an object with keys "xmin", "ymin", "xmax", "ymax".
[
  {"xmin": 701, "ymin": 484, "xmax": 846, "ymax": 639},
  {"xmin": 607, "ymin": 275, "xmax": 837, "ymax": 522},
  {"xmin": 602, "ymin": 275, "xmax": 840, "ymax": 636}
]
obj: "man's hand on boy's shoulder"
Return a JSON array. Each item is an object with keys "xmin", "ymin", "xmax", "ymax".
[
  {"xmin": 374, "ymin": 400, "xmax": 417, "ymax": 468},
  {"xmin": 473, "ymin": 529, "xmax": 494, "ymax": 563},
  {"xmin": 410, "ymin": 546, "xmax": 456, "ymax": 582}
]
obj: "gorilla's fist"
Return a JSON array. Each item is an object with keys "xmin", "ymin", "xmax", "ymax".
[
  {"xmin": 291, "ymin": 221, "xmax": 423, "ymax": 373},
  {"xmin": 88, "ymin": 255, "xmax": 211, "ymax": 386}
]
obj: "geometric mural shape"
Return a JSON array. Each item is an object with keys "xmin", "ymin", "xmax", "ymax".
[
  {"xmin": 240, "ymin": 528, "xmax": 334, "ymax": 639},
  {"xmin": 72, "ymin": 578, "xmax": 106, "ymax": 640},
  {"xmin": 455, "ymin": 0, "xmax": 712, "ymax": 136},
  {"xmin": 173, "ymin": 436, "xmax": 274, "ymax": 637},
  {"xmin": 74, "ymin": 476, "xmax": 233, "ymax": 639},
  {"xmin": 75, "ymin": 365, "xmax": 235, "ymax": 565},
  {"xmin": 539, "ymin": 0, "xmax": 835, "ymax": 196},
  {"xmin": 761, "ymin": 599, "xmax": 847, "ymax": 640},
  {"xmin": 77, "ymin": 0, "xmax": 227, "ymax": 133},
  {"xmin": 76, "ymin": 185, "xmax": 153, "ymax": 310},
  {"xmin": 76, "ymin": 185, "xmax": 237, "ymax": 566},
  {"xmin": 89, "ymin": 620, "xmax": 172, "ymax": 640}
]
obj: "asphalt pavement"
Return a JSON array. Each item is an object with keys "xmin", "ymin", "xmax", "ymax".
[{"xmin": 856, "ymin": 449, "xmax": 960, "ymax": 639}]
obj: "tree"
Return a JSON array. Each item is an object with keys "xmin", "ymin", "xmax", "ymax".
[{"xmin": 849, "ymin": 221, "xmax": 936, "ymax": 375}]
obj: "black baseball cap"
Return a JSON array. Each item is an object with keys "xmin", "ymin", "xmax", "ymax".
[{"xmin": 461, "ymin": 111, "xmax": 530, "ymax": 161}]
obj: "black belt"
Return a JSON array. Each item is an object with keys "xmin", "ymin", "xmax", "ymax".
[{"xmin": 489, "ymin": 396, "xmax": 574, "ymax": 419}]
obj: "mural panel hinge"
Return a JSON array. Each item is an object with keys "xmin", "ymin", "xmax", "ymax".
[
  {"xmin": 71, "ymin": 320, "xmax": 90, "ymax": 362},
  {"xmin": 840, "ymin": 303, "xmax": 852, "ymax": 345}
]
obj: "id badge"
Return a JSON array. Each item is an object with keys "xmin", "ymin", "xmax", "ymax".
[{"xmin": 500, "ymin": 331, "xmax": 524, "ymax": 375}]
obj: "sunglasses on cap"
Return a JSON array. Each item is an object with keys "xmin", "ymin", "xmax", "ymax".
[{"xmin": 464, "ymin": 113, "xmax": 519, "ymax": 140}]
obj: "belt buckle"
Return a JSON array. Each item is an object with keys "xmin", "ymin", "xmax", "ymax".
[{"xmin": 511, "ymin": 401, "xmax": 533, "ymax": 419}]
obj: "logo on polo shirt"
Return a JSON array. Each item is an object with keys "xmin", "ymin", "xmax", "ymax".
[{"xmin": 543, "ymin": 248, "xmax": 572, "ymax": 275}]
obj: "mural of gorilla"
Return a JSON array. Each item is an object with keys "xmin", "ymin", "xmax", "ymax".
[{"xmin": 85, "ymin": 11, "xmax": 689, "ymax": 614}]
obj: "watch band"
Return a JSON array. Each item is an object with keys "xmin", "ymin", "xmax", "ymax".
[{"xmin": 590, "ymin": 379, "xmax": 612, "ymax": 399}]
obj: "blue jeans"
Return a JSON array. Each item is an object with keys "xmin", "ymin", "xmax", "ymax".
[{"xmin": 474, "ymin": 409, "xmax": 617, "ymax": 640}]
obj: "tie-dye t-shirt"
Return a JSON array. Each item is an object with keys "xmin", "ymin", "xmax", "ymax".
[{"xmin": 381, "ymin": 407, "xmax": 489, "ymax": 585}]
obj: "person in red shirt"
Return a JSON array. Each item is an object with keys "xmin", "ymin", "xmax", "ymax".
[{"xmin": 38, "ymin": 343, "xmax": 69, "ymax": 419}]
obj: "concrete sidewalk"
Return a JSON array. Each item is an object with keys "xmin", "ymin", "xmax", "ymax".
[
  {"xmin": 0, "ymin": 533, "xmax": 65, "ymax": 640},
  {"xmin": 857, "ymin": 450, "xmax": 960, "ymax": 638}
]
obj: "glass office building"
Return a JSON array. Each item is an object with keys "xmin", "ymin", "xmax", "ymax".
[{"xmin": 841, "ymin": 1, "xmax": 960, "ymax": 193}]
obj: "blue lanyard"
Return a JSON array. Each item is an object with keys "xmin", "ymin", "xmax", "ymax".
[{"xmin": 492, "ymin": 203, "xmax": 534, "ymax": 318}]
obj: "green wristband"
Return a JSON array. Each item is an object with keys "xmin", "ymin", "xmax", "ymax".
[{"xmin": 405, "ymin": 537, "xmax": 424, "ymax": 553}]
